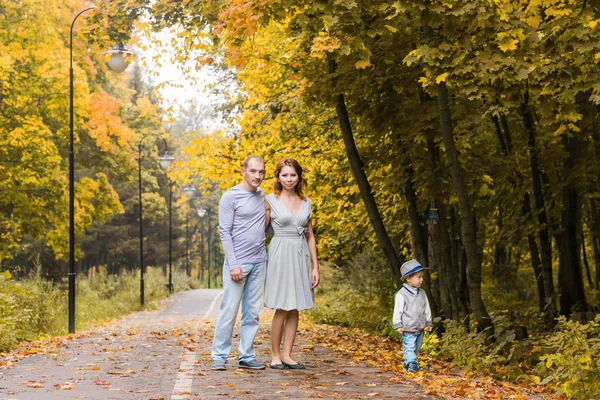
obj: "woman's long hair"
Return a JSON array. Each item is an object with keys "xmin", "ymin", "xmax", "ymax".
[{"xmin": 273, "ymin": 158, "xmax": 307, "ymax": 200}]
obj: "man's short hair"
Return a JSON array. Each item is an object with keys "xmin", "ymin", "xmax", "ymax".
[{"xmin": 243, "ymin": 155, "xmax": 265, "ymax": 168}]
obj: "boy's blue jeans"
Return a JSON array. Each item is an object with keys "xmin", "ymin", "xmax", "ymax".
[
  {"xmin": 402, "ymin": 331, "xmax": 424, "ymax": 368},
  {"xmin": 211, "ymin": 262, "xmax": 266, "ymax": 363}
]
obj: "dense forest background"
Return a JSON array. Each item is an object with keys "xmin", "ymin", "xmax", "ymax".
[{"xmin": 93, "ymin": 0, "xmax": 600, "ymax": 330}]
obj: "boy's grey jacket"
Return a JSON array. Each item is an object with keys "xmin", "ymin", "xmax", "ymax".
[{"xmin": 392, "ymin": 284, "xmax": 432, "ymax": 334}]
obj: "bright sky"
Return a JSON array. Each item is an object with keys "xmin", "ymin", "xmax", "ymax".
[{"xmin": 133, "ymin": 25, "xmax": 230, "ymax": 132}]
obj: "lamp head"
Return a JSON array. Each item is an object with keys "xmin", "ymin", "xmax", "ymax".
[
  {"xmin": 197, "ymin": 208, "xmax": 207, "ymax": 218},
  {"xmin": 104, "ymin": 43, "xmax": 134, "ymax": 73},
  {"xmin": 183, "ymin": 185, "xmax": 196, "ymax": 198},
  {"xmin": 158, "ymin": 151, "xmax": 175, "ymax": 170}
]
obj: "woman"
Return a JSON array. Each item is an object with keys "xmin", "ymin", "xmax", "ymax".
[{"xmin": 264, "ymin": 158, "xmax": 319, "ymax": 369}]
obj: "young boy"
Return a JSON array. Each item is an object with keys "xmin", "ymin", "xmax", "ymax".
[{"xmin": 392, "ymin": 259, "xmax": 433, "ymax": 373}]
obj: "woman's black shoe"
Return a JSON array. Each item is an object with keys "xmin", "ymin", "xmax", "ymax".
[
  {"xmin": 282, "ymin": 361, "xmax": 306, "ymax": 369},
  {"xmin": 270, "ymin": 363, "xmax": 285, "ymax": 369}
]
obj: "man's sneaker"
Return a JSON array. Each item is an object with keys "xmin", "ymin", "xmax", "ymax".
[
  {"xmin": 238, "ymin": 360, "xmax": 266, "ymax": 370},
  {"xmin": 211, "ymin": 359, "xmax": 226, "ymax": 371},
  {"xmin": 407, "ymin": 362, "xmax": 419, "ymax": 373}
]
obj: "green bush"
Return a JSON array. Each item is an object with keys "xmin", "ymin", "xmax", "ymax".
[
  {"xmin": 307, "ymin": 250, "xmax": 397, "ymax": 332},
  {"xmin": 437, "ymin": 312, "xmax": 537, "ymax": 377},
  {"xmin": 0, "ymin": 267, "xmax": 198, "ymax": 352},
  {"xmin": 534, "ymin": 315, "xmax": 600, "ymax": 399}
]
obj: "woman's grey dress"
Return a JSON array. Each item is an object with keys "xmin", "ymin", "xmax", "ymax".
[{"xmin": 264, "ymin": 193, "xmax": 314, "ymax": 311}]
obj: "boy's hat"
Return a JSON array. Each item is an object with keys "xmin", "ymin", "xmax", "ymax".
[{"xmin": 400, "ymin": 259, "xmax": 427, "ymax": 281}]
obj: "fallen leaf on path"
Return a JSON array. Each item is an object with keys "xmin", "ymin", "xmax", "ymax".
[
  {"xmin": 26, "ymin": 382, "xmax": 43, "ymax": 388},
  {"xmin": 333, "ymin": 369, "xmax": 351, "ymax": 375},
  {"xmin": 367, "ymin": 393, "xmax": 380, "ymax": 397},
  {"xmin": 61, "ymin": 383, "xmax": 76, "ymax": 390},
  {"xmin": 95, "ymin": 379, "xmax": 110, "ymax": 386},
  {"xmin": 335, "ymin": 382, "xmax": 348, "ymax": 385}
]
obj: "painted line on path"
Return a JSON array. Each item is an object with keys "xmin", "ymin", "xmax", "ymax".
[
  {"xmin": 171, "ymin": 290, "xmax": 223, "ymax": 400},
  {"xmin": 203, "ymin": 290, "xmax": 223, "ymax": 319}
]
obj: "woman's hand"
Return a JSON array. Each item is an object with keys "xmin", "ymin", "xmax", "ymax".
[{"xmin": 311, "ymin": 266, "xmax": 320, "ymax": 288}]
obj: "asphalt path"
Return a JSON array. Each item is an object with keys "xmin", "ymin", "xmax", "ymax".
[
  {"xmin": 0, "ymin": 289, "xmax": 428, "ymax": 400},
  {"xmin": 0, "ymin": 289, "xmax": 223, "ymax": 400}
]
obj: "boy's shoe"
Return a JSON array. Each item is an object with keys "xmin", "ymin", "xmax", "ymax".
[
  {"xmin": 211, "ymin": 359, "xmax": 226, "ymax": 371},
  {"xmin": 406, "ymin": 362, "xmax": 419, "ymax": 373},
  {"xmin": 238, "ymin": 360, "xmax": 266, "ymax": 370}
]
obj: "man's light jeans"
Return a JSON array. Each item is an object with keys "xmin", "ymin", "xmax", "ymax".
[
  {"xmin": 402, "ymin": 331, "xmax": 424, "ymax": 367},
  {"xmin": 211, "ymin": 262, "xmax": 266, "ymax": 363}
]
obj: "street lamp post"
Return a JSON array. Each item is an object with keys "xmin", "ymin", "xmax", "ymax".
[
  {"xmin": 183, "ymin": 185, "xmax": 196, "ymax": 278},
  {"xmin": 166, "ymin": 182, "xmax": 174, "ymax": 293},
  {"xmin": 138, "ymin": 134, "xmax": 173, "ymax": 306},
  {"xmin": 197, "ymin": 207, "xmax": 212, "ymax": 288},
  {"xmin": 69, "ymin": 7, "xmax": 133, "ymax": 333},
  {"xmin": 197, "ymin": 208, "xmax": 206, "ymax": 283}
]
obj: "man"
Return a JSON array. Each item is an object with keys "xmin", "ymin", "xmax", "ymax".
[{"xmin": 211, "ymin": 156, "xmax": 268, "ymax": 370}]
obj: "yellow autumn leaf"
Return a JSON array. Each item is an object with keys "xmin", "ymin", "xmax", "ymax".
[
  {"xmin": 435, "ymin": 72, "xmax": 449, "ymax": 84},
  {"xmin": 355, "ymin": 59, "xmax": 372, "ymax": 69},
  {"xmin": 526, "ymin": 16, "xmax": 541, "ymax": 28},
  {"xmin": 578, "ymin": 354, "xmax": 592, "ymax": 364},
  {"xmin": 498, "ymin": 37, "xmax": 519, "ymax": 52},
  {"xmin": 530, "ymin": 375, "xmax": 541, "ymax": 384},
  {"xmin": 384, "ymin": 25, "xmax": 398, "ymax": 33}
]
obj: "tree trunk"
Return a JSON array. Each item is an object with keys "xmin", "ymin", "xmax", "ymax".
[
  {"xmin": 437, "ymin": 82, "xmax": 493, "ymax": 335},
  {"xmin": 581, "ymin": 227, "xmax": 594, "ymax": 288},
  {"xmin": 428, "ymin": 205, "xmax": 452, "ymax": 320},
  {"xmin": 425, "ymin": 133, "xmax": 458, "ymax": 320},
  {"xmin": 591, "ymin": 199, "xmax": 600, "ymax": 289},
  {"xmin": 492, "ymin": 211, "xmax": 513, "ymax": 291},
  {"xmin": 522, "ymin": 193, "xmax": 546, "ymax": 312},
  {"xmin": 440, "ymin": 206, "xmax": 460, "ymax": 321},
  {"xmin": 522, "ymin": 90, "xmax": 558, "ymax": 322},
  {"xmin": 558, "ymin": 134, "xmax": 588, "ymax": 320},
  {"xmin": 500, "ymin": 114, "xmax": 514, "ymax": 154},
  {"xmin": 493, "ymin": 110, "xmax": 545, "ymax": 309},
  {"xmin": 448, "ymin": 205, "xmax": 470, "ymax": 325},
  {"xmin": 328, "ymin": 59, "xmax": 405, "ymax": 285},
  {"xmin": 459, "ymin": 245, "xmax": 471, "ymax": 332},
  {"xmin": 402, "ymin": 160, "xmax": 441, "ymax": 320},
  {"xmin": 492, "ymin": 115, "xmax": 508, "ymax": 155}
]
